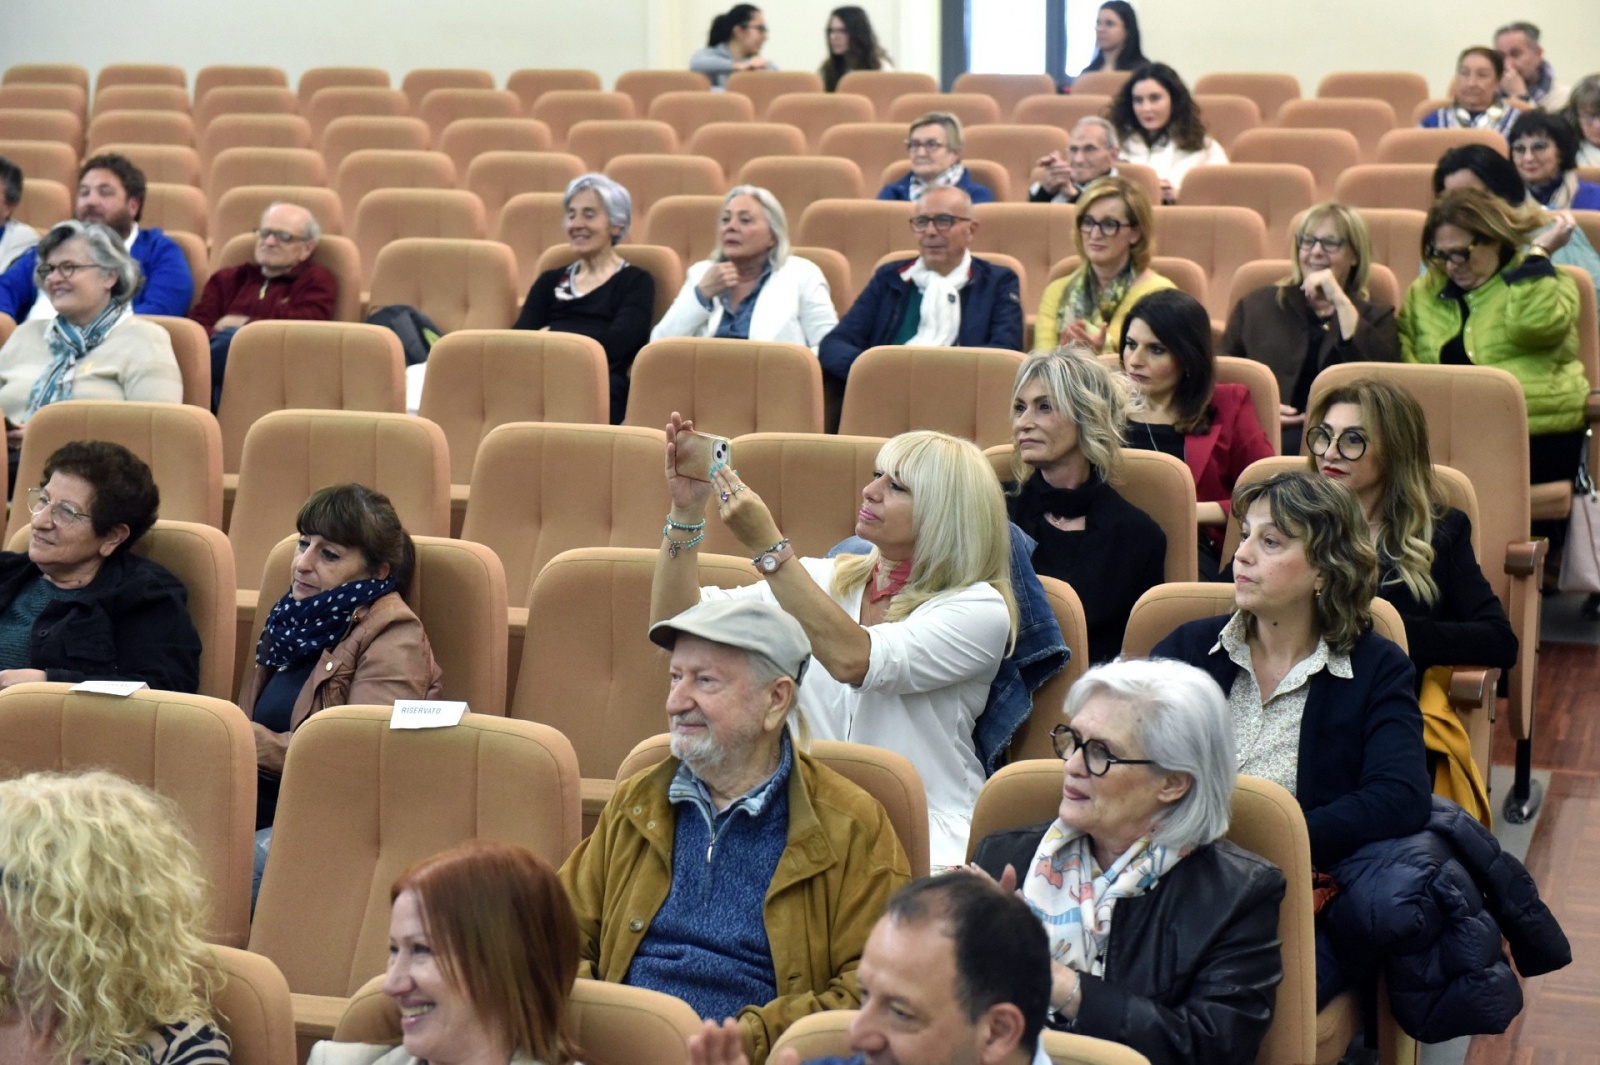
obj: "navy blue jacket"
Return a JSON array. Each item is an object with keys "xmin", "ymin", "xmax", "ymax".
[
  {"xmin": 1153, "ymin": 616, "xmax": 1430, "ymax": 869},
  {"xmin": 1322, "ymin": 796, "xmax": 1570, "ymax": 1041},
  {"xmin": 817, "ymin": 257, "xmax": 1023, "ymax": 381},
  {"xmin": 876, "ymin": 170, "xmax": 996, "ymax": 204},
  {"xmin": 0, "ymin": 227, "xmax": 195, "ymax": 321}
]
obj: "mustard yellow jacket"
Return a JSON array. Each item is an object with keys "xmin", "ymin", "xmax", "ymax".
[{"xmin": 559, "ymin": 748, "xmax": 911, "ymax": 1064}]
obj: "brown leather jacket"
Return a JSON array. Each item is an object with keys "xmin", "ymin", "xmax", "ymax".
[{"xmin": 242, "ymin": 592, "xmax": 444, "ymax": 775}]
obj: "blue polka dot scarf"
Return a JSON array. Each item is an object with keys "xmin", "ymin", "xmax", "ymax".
[{"xmin": 255, "ymin": 576, "xmax": 397, "ymax": 670}]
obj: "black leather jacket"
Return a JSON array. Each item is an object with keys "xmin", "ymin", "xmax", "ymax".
[{"xmin": 973, "ymin": 823, "xmax": 1285, "ymax": 1065}]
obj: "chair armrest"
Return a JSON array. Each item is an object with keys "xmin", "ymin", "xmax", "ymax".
[
  {"xmin": 1502, "ymin": 539, "xmax": 1548, "ymax": 740},
  {"xmin": 1585, "ymin": 388, "xmax": 1600, "ymax": 423},
  {"xmin": 1446, "ymin": 667, "xmax": 1493, "ymax": 710},
  {"xmin": 1504, "ymin": 539, "xmax": 1545, "ymax": 578}
]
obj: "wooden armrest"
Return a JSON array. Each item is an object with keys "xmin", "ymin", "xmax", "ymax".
[
  {"xmin": 1446, "ymin": 667, "xmax": 1492, "ymax": 709},
  {"xmin": 1504, "ymin": 538, "xmax": 1547, "ymax": 578},
  {"xmin": 1585, "ymin": 389, "xmax": 1600, "ymax": 422},
  {"xmin": 290, "ymin": 992, "xmax": 349, "ymax": 1041}
]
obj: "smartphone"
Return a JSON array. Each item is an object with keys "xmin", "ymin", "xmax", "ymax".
[{"xmin": 674, "ymin": 430, "xmax": 732, "ymax": 483}]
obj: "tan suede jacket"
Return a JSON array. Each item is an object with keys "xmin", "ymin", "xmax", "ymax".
[
  {"xmin": 559, "ymin": 748, "xmax": 911, "ymax": 1064},
  {"xmin": 243, "ymin": 592, "xmax": 444, "ymax": 775}
]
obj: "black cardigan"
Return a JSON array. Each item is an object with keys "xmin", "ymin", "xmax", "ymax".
[
  {"xmin": 973, "ymin": 826, "xmax": 1284, "ymax": 1065},
  {"xmin": 0, "ymin": 549, "xmax": 201, "ymax": 692},
  {"xmin": 514, "ymin": 264, "xmax": 655, "ymax": 374},
  {"xmin": 1153, "ymin": 615, "xmax": 1430, "ymax": 868}
]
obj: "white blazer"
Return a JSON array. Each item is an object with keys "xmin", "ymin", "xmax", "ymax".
[{"xmin": 651, "ymin": 255, "xmax": 838, "ymax": 353}]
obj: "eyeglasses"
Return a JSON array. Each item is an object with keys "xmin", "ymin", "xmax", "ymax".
[
  {"xmin": 26, "ymin": 487, "xmax": 91, "ymax": 524},
  {"xmin": 1425, "ymin": 239, "xmax": 1483, "ymax": 267},
  {"xmin": 1510, "ymin": 139, "xmax": 1555, "ymax": 156},
  {"xmin": 909, "ymin": 214, "xmax": 971, "ymax": 233},
  {"xmin": 33, "ymin": 261, "xmax": 105, "ymax": 284},
  {"xmin": 905, "ymin": 139, "xmax": 950, "ymax": 154},
  {"xmin": 256, "ymin": 228, "xmax": 307, "ymax": 243},
  {"xmin": 1050, "ymin": 724, "xmax": 1156, "ymax": 777},
  {"xmin": 1307, "ymin": 425, "xmax": 1369, "ymax": 461},
  {"xmin": 1078, "ymin": 215, "xmax": 1132, "ymax": 237},
  {"xmin": 1296, "ymin": 234, "xmax": 1349, "ymax": 253}
]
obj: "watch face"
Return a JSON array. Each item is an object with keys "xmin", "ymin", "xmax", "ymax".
[{"xmin": 760, "ymin": 554, "xmax": 778, "ymax": 573}]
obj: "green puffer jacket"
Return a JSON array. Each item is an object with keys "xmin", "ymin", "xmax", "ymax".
[{"xmin": 1399, "ymin": 252, "xmax": 1586, "ymax": 435}]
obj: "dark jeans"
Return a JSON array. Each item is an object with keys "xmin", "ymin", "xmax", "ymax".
[{"xmin": 209, "ymin": 328, "xmax": 239, "ymax": 412}]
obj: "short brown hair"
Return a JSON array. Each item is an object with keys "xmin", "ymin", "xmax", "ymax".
[
  {"xmin": 295, "ymin": 484, "xmax": 416, "ymax": 594},
  {"xmin": 392, "ymin": 841, "xmax": 580, "ymax": 1065},
  {"xmin": 43, "ymin": 440, "xmax": 160, "ymax": 549}
]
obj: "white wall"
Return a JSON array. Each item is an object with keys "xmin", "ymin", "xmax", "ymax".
[{"xmin": 2, "ymin": 0, "xmax": 1597, "ymax": 100}]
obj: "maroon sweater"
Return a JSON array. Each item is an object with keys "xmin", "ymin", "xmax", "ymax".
[{"xmin": 189, "ymin": 260, "xmax": 337, "ymax": 334}]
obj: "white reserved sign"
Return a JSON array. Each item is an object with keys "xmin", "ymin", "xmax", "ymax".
[
  {"xmin": 71, "ymin": 680, "xmax": 149, "ymax": 696},
  {"xmin": 390, "ymin": 700, "xmax": 468, "ymax": 729}
]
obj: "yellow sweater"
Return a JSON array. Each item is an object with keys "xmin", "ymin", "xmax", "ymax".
[{"xmin": 1033, "ymin": 269, "xmax": 1177, "ymax": 353}]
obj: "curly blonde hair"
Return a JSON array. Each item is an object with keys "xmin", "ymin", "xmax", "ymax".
[{"xmin": 0, "ymin": 771, "xmax": 217, "ymax": 1065}]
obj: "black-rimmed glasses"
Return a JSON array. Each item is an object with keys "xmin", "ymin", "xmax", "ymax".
[
  {"xmin": 909, "ymin": 214, "xmax": 970, "ymax": 233},
  {"xmin": 1296, "ymin": 234, "xmax": 1349, "ymax": 254},
  {"xmin": 1078, "ymin": 215, "xmax": 1131, "ymax": 237},
  {"xmin": 33, "ymin": 261, "xmax": 105, "ymax": 284},
  {"xmin": 1050, "ymin": 724, "xmax": 1156, "ymax": 776},
  {"xmin": 1307, "ymin": 425, "xmax": 1369, "ymax": 461},
  {"xmin": 1425, "ymin": 239, "xmax": 1483, "ymax": 267}
]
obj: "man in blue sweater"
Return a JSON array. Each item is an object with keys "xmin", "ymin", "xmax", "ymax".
[
  {"xmin": 0, "ymin": 153, "xmax": 193, "ymax": 322},
  {"xmin": 687, "ymin": 875, "xmax": 1056, "ymax": 1065},
  {"xmin": 559, "ymin": 599, "xmax": 910, "ymax": 1064},
  {"xmin": 818, "ymin": 186, "xmax": 1023, "ymax": 383}
]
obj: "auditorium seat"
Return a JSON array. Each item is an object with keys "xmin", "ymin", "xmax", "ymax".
[
  {"xmin": 533, "ymin": 242, "xmax": 684, "ymax": 327},
  {"xmin": 838, "ymin": 345, "xmax": 1023, "ymax": 447},
  {"xmin": 966, "ymin": 124, "xmax": 1072, "ymax": 202},
  {"xmin": 604, "ymin": 154, "xmax": 725, "ymax": 233},
  {"xmin": 211, "ymin": 185, "xmax": 346, "ymax": 247},
  {"xmin": 437, "ymin": 116, "xmax": 552, "ymax": 177},
  {"xmin": 952, "ymin": 72, "xmax": 1057, "ymax": 120},
  {"xmin": 0, "ymin": 138, "xmax": 77, "ymax": 188},
  {"xmin": 626, "ymin": 337, "xmax": 824, "ymax": 435},
  {"xmin": 97, "ymin": 63, "xmax": 186, "ymax": 92},
  {"xmin": 565, "ymin": 118, "xmax": 679, "ymax": 170},
  {"xmin": 616, "ymin": 69, "xmax": 712, "ymax": 116},
  {"xmin": 1375, "ymin": 126, "xmax": 1508, "ymax": 164},
  {"xmin": 817, "ymin": 122, "xmax": 915, "ymax": 195},
  {"xmin": 1332, "ymin": 164, "xmax": 1435, "ymax": 212},
  {"xmin": 248, "ymin": 533, "xmax": 507, "ymax": 714},
  {"xmin": 1179, "ymin": 162, "xmax": 1317, "ymax": 239},
  {"xmin": 144, "ymin": 314, "xmax": 214, "ymax": 408},
  {"xmin": 703, "ymin": 431, "xmax": 884, "ymax": 558},
  {"xmin": 469, "ymin": 153, "xmax": 585, "ymax": 222},
  {"xmin": 194, "ymin": 86, "xmax": 298, "ymax": 131},
  {"xmin": 297, "ymin": 68, "xmax": 391, "ymax": 112},
  {"xmin": 1316, "ymin": 71, "xmax": 1431, "ymax": 132},
  {"xmin": 0, "ymin": 682, "xmax": 254, "ymax": 947},
  {"xmin": 968, "ymin": 202, "xmax": 1077, "ymax": 312},
  {"xmin": 206, "ymin": 146, "xmax": 326, "ymax": 203},
  {"xmin": 208, "ymin": 945, "xmax": 295, "ymax": 1065},
  {"xmin": 1531, "ymin": 265, "xmax": 1600, "ymax": 524},
  {"xmin": 211, "ymin": 231, "xmax": 363, "ymax": 323},
  {"xmin": 366, "ymin": 237, "xmax": 520, "ymax": 332},
  {"xmin": 687, "ymin": 122, "xmax": 806, "ymax": 186},
  {"xmin": 726, "ymin": 69, "xmax": 825, "ymax": 117},
  {"xmin": 879, "ymin": 158, "xmax": 1012, "ymax": 201},
  {"xmin": 1046, "ymin": 254, "xmax": 1208, "ymax": 319},
  {"xmin": 530, "ymin": 90, "xmax": 636, "ymax": 144},
  {"xmin": 334, "ymin": 148, "xmax": 457, "ymax": 223},
  {"xmin": 164, "ymin": 231, "xmax": 210, "ymax": 304},
  {"xmin": 796, "ymin": 198, "xmax": 917, "ymax": 302},
  {"xmin": 248, "ymin": 705, "xmax": 579, "ymax": 1053},
  {"xmin": 303, "ymin": 87, "xmax": 409, "ymax": 140},
  {"xmin": 887, "ymin": 91, "xmax": 1002, "ymax": 127},
  {"xmin": 1194, "ymin": 72, "xmax": 1301, "ymax": 121},
  {"xmin": 0, "ymin": 313, "xmax": 13, "ymax": 348},
  {"xmin": 318, "ymin": 114, "xmax": 431, "ymax": 172},
  {"xmin": 1320, "ymin": 206, "xmax": 1424, "ymax": 284},
  {"xmin": 642, "ymin": 193, "xmax": 725, "ymax": 268},
  {"xmin": 1150, "ymin": 205, "xmax": 1269, "ymax": 318},
  {"xmin": 872, "ymin": 249, "xmax": 1027, "ymax": 313},
  {"xmin": 1011, "ymin": 94, "xmax": 1114, "ymax": 132},
  {"xmin": 648, "ymin": 88, "xmax": 753, "ymax": 143},
  {"xmin": 87, "ymin": 109, "xmax": 195, "ymax": 151},
  {"xmin": 738, "ymin": 156, "xmax": 864, "ymax": 220},
  {"xmin": 400, "ymin": 68, "xmax": 494, "ymax": 110},
  {"xmin": 766, "ymin": 91, "xmax": 875, "ymax": 151},
  {"xmin": 351, "ymin": 187, "xmax": 488, "ymax": 288},
  {"xmin": 199, "ymin": 114, "xmax": 313, "ymax": 170},
  {"xmin": 836, "ymin": 70, "xmax": 939, "ymax": 119},
  {"xmin": 11, "ymin": 176, "xmax": 70, "ymax": 230},
  {"xmin": 773, "ymin": 1009, "xmax": 1152, "ymax": 1065},
  {"xmin": 1275, "ymin": 98, "xmax": 1398, "ymax": 162},
  {"xmin": 1069, "ymin": 70, "xmax": 1132, "ymax": 98},
  {"xmin": 195, "ymin": 65, "xmax": 289, "ymax": 103},
  {"xmin": 414, "ymin": 88, "xmax": 521, "ymax": 147},
  {"xmin": 510, "ymin": 547, "xmax": 754, "ymax": 817},
  {"xmin": 2, "ymin": 63, "xmax": 90, "ymax": 92},
  {"xmin": 94, "ymin": 84, "xmax": 190, "ymax": 116},
  {"xmin": 0, "ymin": 80, "xmax": 89, "ymax": 120},
  {"xmin": 495, "ymin": 191, "xmax": 570, "ymax": 289},
  {"xmin": 1189, "ymin": 93, "xmax": 1262, "ymax": 152},
  {"xmin": 1226, "ymin": 258, "xmax": 1400, "ymax": 322},
  {"xmin": 100, "ymin": 142, "xmax": 202, "ymax": 186},
  {"xmin": 505, "ymin": 68, "xmax": 603, "ymax": 113},
  {"xmin": 792, "ymin": 245, "xmax": 853, "ymax": 316},
  {"xmin": 1230, "ymin": 127, "xmax": 1361, "ymax": 199},
  {"xmin": 0, "ymin": 108, "xmax": 83, "ymax": 151}
]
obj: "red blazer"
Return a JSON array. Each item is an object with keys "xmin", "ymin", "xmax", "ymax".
[{"xmin": 1186, "ymin": 383, "xmax": 1275, "ymax": 546}]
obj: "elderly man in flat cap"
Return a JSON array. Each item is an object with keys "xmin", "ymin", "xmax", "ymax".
[{"xmin": 560, "ymin": 599, "xmax": 911, "ymax": 1064}]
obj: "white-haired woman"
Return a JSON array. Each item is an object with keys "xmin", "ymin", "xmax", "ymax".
[
  {"xmin": 0, "ymin": 220, "xmax": 180, "ymax": 459},
  {"xmin": 651, "ymin": 185, "xmax": 837, "ymax": 352},
  {"xmin": 971, "ymin": 658, "xmax": 1285, "ymax": 1065},
  {"xmin": 652, "ymin": 416, "xmax": 1018, "ymax": 868},
  {"xmin": 515, "ymin": 173, "xmax": 655, "ymax": 423},
  {"xmin": 1008, "ymin": 346, "xmax": 1164, "ymax": 663}
]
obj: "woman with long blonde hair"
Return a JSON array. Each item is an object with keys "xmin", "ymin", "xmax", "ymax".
[
  {"xmin": 1305, "ymin": 378, "xmax": 1515, "ymax": 823},
  {"xmin": 652, "ymin": 417, "xmax": 1017, "ymax": 867},
  {"xmin": 0, "ymin": 771, "xmax": 228, "ymax": 1065}
]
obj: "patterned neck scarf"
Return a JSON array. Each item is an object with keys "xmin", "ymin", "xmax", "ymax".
[
  {"xmin": 1060, "ymin": 260, "xmax": 1137, "ymax": 336},
  {"xmin": 867, "ymin": 558, "xmax": 913, "ymax": 603},
  {"xmin": 907, "ymin": 163, "xmax": 968, "ymax": 202},
  {"xmin": 256, "ymin": 576, "xmax": 397, "ymax": 670},
  {"xmin": 27, "ymin": 300, "xmax": 126, "ymax": 417},
  {"xmin": 1020, "ymin": 820, "xmax": 1185, "ymax": 977}
]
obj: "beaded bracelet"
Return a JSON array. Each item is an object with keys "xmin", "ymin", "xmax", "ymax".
[
  {"xmin": 665, "ymin": 531, "xmax": 705, "ymax": 558},
  {"xmin": 665, "ymin": 516, "xmax": 706, "ymax": 532}
]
